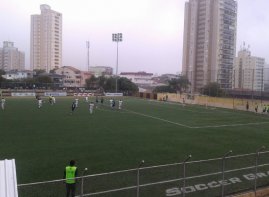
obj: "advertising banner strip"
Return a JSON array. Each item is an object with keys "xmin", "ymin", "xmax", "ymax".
[
  {"xmin": 44, "ymin": 92, "xmax": 67, "ymax": 97},
  {"xmin": 11, "ymin": 92, "xmax": 36, "ymax": 97},
  {"xmin": 105, "ymin": 93, "xmax": 123, "ymax": 97}
]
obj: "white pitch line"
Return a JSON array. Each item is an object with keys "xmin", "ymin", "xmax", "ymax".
[
  {"xmin": 191, "ymin": 121, "xmax": 269, "ymax": 129},
  {"xmin": 123, "ymin": 108, "xmax": 192, "ymax": 128},
  {"xmin": 97, "ymin": 107, "xmax": 130, "ymax": 114},
  {"xmin": 123, "ymin": 108, "xmax": 269, "ymax": 129}
]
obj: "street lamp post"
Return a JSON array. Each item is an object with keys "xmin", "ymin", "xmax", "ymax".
[
  {"xmin": 112, "ymin": 33, "xmax": 123, "ymax": 93},
  {"xmin": 86, "ymin": 41, "xmax": 90, "ymax": 72}
]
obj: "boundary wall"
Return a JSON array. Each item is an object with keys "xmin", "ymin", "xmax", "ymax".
[{"xmin": 157, "ymin": 93, "xmax": 269, "ymax": 113}]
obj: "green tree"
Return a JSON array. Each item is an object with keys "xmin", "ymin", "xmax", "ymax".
[
  {"xmin": 153, "ymin": 85, "xmax": 175, "ymax": 93},
  {"xmin": 118, "ymin": 77, "xmax": 138, "ymax": 94},
  {"xmin": 168, "ymin": 76, "xmax": 190, "ymax": 93},
  {"xmin": 0, "ymin": 69, "xmax": 6, "ymax": 76},
  {"xmin": 49, "ymin": 68, "xmax": 57, "ymax": 74},
  {"xmin": 34, "ymin": 69, "xmax": 46, "ymax": 75},
  {"xmin": 201, "ymin": 82, "xmax": 224, "ymax": 97},
  {"xmin": 97, "ymin": 76, "xmax": 106, "ymax": 89},
  {"xmin": 0, "ymin": 69, "xmax": 6, "ymax": 87},
  {"xmin": 103, "ymin": 77, "xmax": 115, "ymax": 92},
  {"xmin": 86, "ymin": 76, "xmax": 138, "ymax": 94},
  {"xmin": 0, "ymin": 76, "xmax": 5, "ymax": 84},
  {"xmin": 35, "ymin": 76, "xmax": 52, "ymax": 84},
  {"xmin": 178, "ymin": 76, "xmax": 191, "ymax": 93},
  {"xmin": 86, "ymin": 75, "xmax": 98, "ymax": 89}
]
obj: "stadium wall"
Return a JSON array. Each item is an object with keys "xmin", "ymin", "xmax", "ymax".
[
  {"xmin": 137, "ymin": 92, "xmax": 157, "ymax": 100},
  {"xmin": 156, "ymin": 93, "xmax": 269, "ymax": 112}
]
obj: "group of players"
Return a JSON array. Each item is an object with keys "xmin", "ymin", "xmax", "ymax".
[
  {"xmin": 70, "ymin": 96, "xmax": 123, "ymax": 115},
  {"xmin": 36, "ymin": 95, "xmax": 56, "ymax": 108},
  {"xmin": 33, "ymin": 94, "xmax": 124, "ymax": 114}
]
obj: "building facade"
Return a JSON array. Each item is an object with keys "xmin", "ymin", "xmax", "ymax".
[
  {"xmin": 55, "ymin": 66, "xmax": 91, "ymax": 87},
  {"xmin": 264, "ymin": 65, "xmax": 269, "ymax": 92},
  {"xmin": 0, "ymin": 41, "xmax": 25, "ymax": 71},
  {"xmin": 30, "ymin": 4, "xmax": 62, "ymax": 72},
  {"xmin": 120, "ymin": 71, "xmax": 154, "ymax": 85},
  {"xmin": 89, "ymin": 66, "xmax": 113, "ymax": 77},
  {"xmin": 234, "ymin": 48, "xmax": 265, "ymax": 91},
  {"xmin": 182, "ymin": 0, "xmax": 237, "ymax": 92}
]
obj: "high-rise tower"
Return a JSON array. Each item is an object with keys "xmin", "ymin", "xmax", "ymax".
[
  {"xmin": 182, "ymin": 0, "xmax": 237, "ymax": 92},
  {"xmin": 30, "ymin": 4, "xmax": 62, "ymax": 72},
  {"xmin": 0, "ymin": 41, "xmax": 25, "ymax": 71}
]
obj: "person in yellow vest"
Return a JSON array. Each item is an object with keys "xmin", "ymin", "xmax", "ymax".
[{"xmin": 64, "ymin": 160, "xmax": 78, "ymax": 197}]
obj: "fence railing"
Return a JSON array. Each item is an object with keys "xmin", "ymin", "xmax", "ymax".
[{"xmin": 17, "ymin": 149, "xmax": 269, "ymax": 197}]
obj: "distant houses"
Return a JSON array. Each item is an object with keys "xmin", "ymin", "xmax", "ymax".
[{"xmin": 1, "ymin": 67, "xmax": 179, "ymax": 91}]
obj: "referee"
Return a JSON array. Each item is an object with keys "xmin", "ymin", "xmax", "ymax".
[{"xmin": 64, "ymin": 160, "xmax": 78, "ymax": 197}]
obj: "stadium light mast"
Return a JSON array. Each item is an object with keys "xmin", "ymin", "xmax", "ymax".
[
  {"xmin": 112, "ymin": 33, "xmax": 123, "ymax": 93},
  {"xmin": 86, "ymin": 41, "xmax": 90, "ymax": 72}
]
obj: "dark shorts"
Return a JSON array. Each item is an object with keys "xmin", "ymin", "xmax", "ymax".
[{"xmin": 66, "ymin": 183, "xmax": 76, "ymax": 197}]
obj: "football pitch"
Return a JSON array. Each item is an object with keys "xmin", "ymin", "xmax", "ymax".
[{"xmin": 1, "ymin": 96, "xmax": 269, "ymax": 195}]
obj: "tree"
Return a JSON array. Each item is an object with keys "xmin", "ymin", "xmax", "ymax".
[
  {"xmin": 201, "ymin": 82, "xmax": 224, "ymax": 97},
  {"xmin": 0, "ymin": 76, "xmax": 5, "ymax": 84},
  {"xmin": 167, "ymin": 76, "xmax": 190, "ymax": 94},
  {"xmin": 85, "ymin": 75, "xmax": 98, "ymax": 89},
  {"xmin": 118, "ymin": 77, "xmax": 138, "ymax": 94},
  {"xmin": 35, "ymin": 76, "xmax": 52, "ymax": 84},
  {"xmin": 34, "ymin": 69, "xmax": 46, "ymax": 75},
  {"xmin": 153, "ymin": 85, "xmax": 175, "ymax": 93},
  {"xmin": 103, "ymin": 77, "xmax": 115, "ymax": 92},
  {"xmin": 86, "ymin": 76, "xmax": 138, "ymax": 94},
  {"xmin": 49, "ymin": 68, "xmax": 57, "ymax": 74},
  {"xmin": 97, "ymin": 76, "xmax": 106, "ymax": 89},
  {"xmin": 0, "ymin": 69, "xmax": 7, "ymax": 85},
  {"xmin": 0, "ymin": 69, "xmax": 6, "ymax": 76},
  {"xmin": 177, "ymin": 76, "xmax": 191, "ymax": 93}
]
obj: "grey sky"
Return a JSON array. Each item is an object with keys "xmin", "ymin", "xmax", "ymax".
[{"xmin": 0, "ymin": 0, "xmax": 269, "ymax": 75}]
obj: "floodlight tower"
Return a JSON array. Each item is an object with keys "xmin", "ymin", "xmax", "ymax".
[
  {"xmin": 112, "ymin": 33, "xmax": 123, "ymax": 93},
  {"xmin": 86, "ymin": 41, "xmax": 90, "ymax": 71}
]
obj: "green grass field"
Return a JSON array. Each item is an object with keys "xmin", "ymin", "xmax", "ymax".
[{"xmin": 1, "ymin": 96, "xmax": 269, "ymax": 196}]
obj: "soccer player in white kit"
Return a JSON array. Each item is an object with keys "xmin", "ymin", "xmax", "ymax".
[
  {"xmin": 38, "ymin": 98, "xmax": 42, "ymax": 108},
  {"xmin": 109, "ymin": 99, "xmax": 113, "ymax": 108},
  {"xmin": 89, "ymin": 102, "xmax": 94, "ymax": 114},
  {"xmin": 52, "ymin": 96, "xmax": 56, "ymax": 104},
  {"xmin": 118, "ymin": 100, "xmax": 123, "ymax": 110},
  {"xmin": 1, "ymin": 98, "xmax": 6, "ymax": 110},
  {"xmin": 75, "ymin": 98, "xmax": 79, "ymax": 107},
  {"xmin": 85, "ymin": 96, "xmax": 89, "ymax": 103}
]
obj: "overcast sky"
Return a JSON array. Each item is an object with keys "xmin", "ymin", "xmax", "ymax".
[{"xmin": 0, "ymin": 0, "xmax": 269, "ymax": 75}]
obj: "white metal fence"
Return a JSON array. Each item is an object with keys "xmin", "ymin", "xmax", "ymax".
[{"xmin": 17, "ymin": 149, "xmax": 269, "ymax": 197}]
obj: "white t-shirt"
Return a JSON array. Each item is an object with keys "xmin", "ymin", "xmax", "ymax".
[{"xmin": 89, "ymin": 103, "xmax": 94, "ymax": 110}]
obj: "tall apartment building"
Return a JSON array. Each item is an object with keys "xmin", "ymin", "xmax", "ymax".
[
  {"xmin": 182, "ymin": 0, "xmax": 237, "ymax": 92},
  {"xmin": 0, "ymin": 41, "xmax": 25, "ymax": 71},
  {"xmin": 30, "ymin": 4, "xmax": 62, "ymax": 72},
  {"xmin": 264, "ymin": 65, "xmax": 269, "ymax": 92},
  {"xmin": 234, "ymin": 47, "xmax": 265, "ymax": 91}
]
